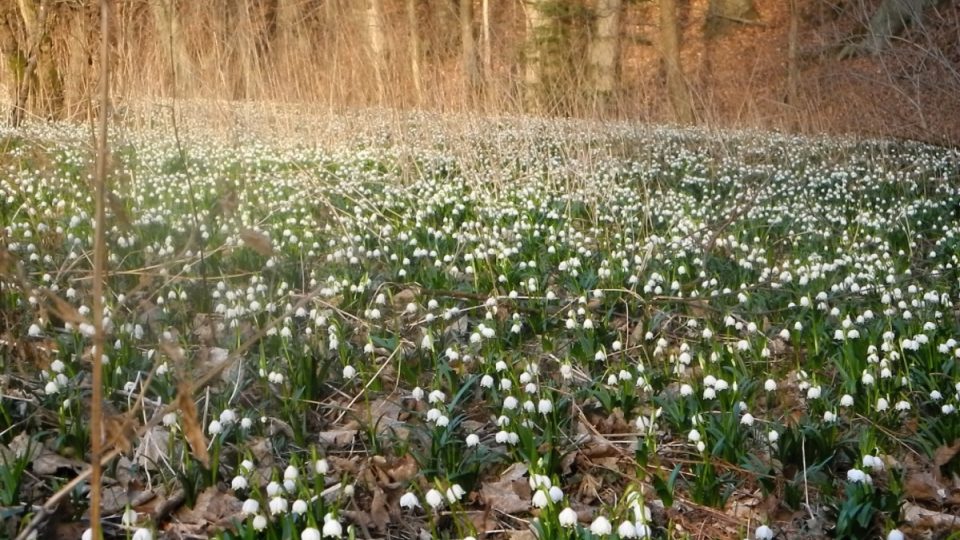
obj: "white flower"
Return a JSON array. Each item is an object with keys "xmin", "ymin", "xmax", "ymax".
[
  {"xmin": 242, "ymin": 498, "xmax": 260, "ymax": 516},
  {"xmin": 322, "ymin": 518, "xmax": 343, "ymax": 538},
  {"xmin": 887, "ymin": 529, "xmax": 904, "ymax": 540},
  {"xmin": 266, "ymin": 481, "xmax": 282, "ymax": 497},
  {"xmin": 292, "ymin": 499, "xmax": 308, "ymax": 515},
  {"xmin": 425, "ymin": 488, "xmax": 444, "ymax": 508},
  {"xmin": 687, "ymin": 429, "xmax": 701, "ymax": 443},
  {"xmin": 806, "ymin": 386, "xmax": 821, "ymax": 399},
  {"xmin": 741, "ymin": 413, "xmax": 755, "ymax": 426},
  {"xmin": 618, "ymin": 521, "xmax": 638, "ymax": 538},
  {"xmin": 755, "ymin": 524, "xmax": 774, "ymax": 540},
  {"xmin": 284, "ymin": 465, "xmax": 299, "ymax": 481},
  {"xmin": 122, "ymin": 508, "xmax": 138, "ymax": 526},
  {"xmin": 847, "ymin": 468, "xmax": 868, "ymax": 484},
  {"xmin": 82, "ymin": 529, "xmax": 92, "ymax": 540},
  {"xmin": 28, "ymin": 324, "xmax": 42, "ymax": 337},
  {"xmin": 315, "ymin": 458, "xmax": 330, "ymax": 474},
  {"xmin": 131, "ymin": 529, "xmax": 152, "ymax": 540},
  {"xmin": 231, "ymin": 475, "xmax": 248, "ymax": 491},
  {"xmin": 400, "ymin": 491, "xmax": 420, "ymax": 509},
  {"xmin": 208, "ymin": 420, "xmax": 223, "ymax": 436},
  {"xmin": 269, "ymin": 496, "xmax": 288, "ymax": 515},
  {"xmin": 446, "ymin": 484, "xmax": 465, "ymax": 502},
  {"xmin": 767, "ymin": 430, "xmax": 779, "ymax": 443},
  {"xmin": 252, "ymin": 515, "xmax": 268, "ymax": 531},
  {"xmin": 538, "ymin": 399, "xmax": 554, "ymax": 415},
  {"xmin": 217, "ymin": 409, "xmax": 237, "ymax": 428},
  {"xmin": 549, "ymin": 485, "xmax": 564, "ymax": 502},
  {"xmin": 44, "ymin": 381, "xmax": 59, "ymax": 395},
  {"xmin": 342, "ymin": 365, "xmax": 357, "ymax": 379},
  {"xmin": 559, "ymin": 507, "xmax": 578, "ymax": 527},
  {"xmin": 302, "ymin": 527, "xmax": 321, "ymax": 540},
  {"xmin": 532, "ymin": 489, "xmax": 549, "ymax": 508},
  {"xmin": 466, "ymin": 434, "xmax": 480, "ymax": 447},
  {"xmin": 840, "ymin": 394, "xmax": 854, "ymax": 407},
  {"xmin": 764, "ymin": 379, "xmax": 777, "ymax": 392},
  {"xmin": 590, "ymin": 516, "xmax": 613, "ymax": 535},
  {"xmin": 876, "ymin": 397, "xmax": 889, "ymax": 412}
]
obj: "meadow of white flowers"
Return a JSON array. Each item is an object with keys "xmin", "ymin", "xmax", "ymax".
[{"xmin": 1, "ymin": 109, "xmax": 958, "ymax": 539}]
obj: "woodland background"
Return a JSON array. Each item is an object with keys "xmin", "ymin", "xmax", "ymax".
[{"xmin": 0, "ymin": 0, "xmax": 958, "ymax": 144}]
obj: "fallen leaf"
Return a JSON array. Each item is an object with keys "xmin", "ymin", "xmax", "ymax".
[
  {"xmin": 934, "ymin": 441, "xmax": 960, "ymax": 469},
  {"xmin": 33, "ymin": 451, "xmax": 85, "ymax": 475},
  {"xmin": 317, "ymin": 429, "xmax": 358, "ymax": 446},
  {"xmin": 176, "ymin": 383, "xmax": 210, "ymax": 467},
  {"xmin": 239, "ymin": 229, "xmax": 273, "ymax": 256},
  {"xmin": 480, "ymin": 462, "xmax": 529, "ymax": 514}
]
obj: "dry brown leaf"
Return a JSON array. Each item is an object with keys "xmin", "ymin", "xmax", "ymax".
[
  {"xmin": 318, "ymin": 429, "xmax": 357, "ymax": 446},
  {"xmin": 44, "ymin": 291, "xmax": 86, "ymax": 326},
  {"xmin": 934, "ymin": 440, "xmax": 960, "ymax": 469},
  {"xmin": 382, "ymin": 454, "xmax": 418, "ymax": 483},
  {"xmin": 369, "ymin": 488, "xmax": 390, "ymax": 531},
  {"xmin": 480, "ymin": 462, "xmax": 530, "ymax": 514},
  {"xmin": 904, "ymin": 471, "xmax": 942, "ymax": 502},
  {"xmin": 176, "ymin": 383, "xmax": 210, "ymax": 467},
  {"xmin": 104, "ymin": 412, "xmax": 138, "ymax": 454},
  {"xmin": 107, "ymin": 191, "xmax": 133, "ymax": 230},
  {"xmin": 174, "ymin": 486, "xmax": 242, "ymax": 526},
  {"xmin": 32, "ymin": 451, "xmax": 86, "ymax": 475},
  {"xmin": 239, "ymin": 229, "xmax": 273, "ymax": 256}
]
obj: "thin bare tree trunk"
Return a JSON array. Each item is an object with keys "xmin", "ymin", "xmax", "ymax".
[
  {"xmin": 407, "ymin": 0, "xmax": 423, "ymax": 105},
  {"xmin": 587, "ymin": 0, "xmax": 622, "ymax": 97},
  {"xmin": 11, "ymin": 0, "xmax": 46, "ymax": 126},
  {"xmin": 787, "ymin": 0, "xmax": 799, "ymax": 109},
  {"xmin": 522, "ymin": 0, "xmax": 551, "ymax": 110},
  {"xmin": 659, "ymin": 0, "xmax": 694, "ymax": 123},
  {"xmin": 481, "ymin": 0, "xmax": 491, "ymax": 82},
  {"xmin": 366, "ymin": 0, "xmax": 387, "ymax": 104},
  {"xmin": 149, "ymin": 0, "xmax": 193, "ymax": 94},
  {"xmin": 460, "ymin": 0, "xmax": 480, "ymax": 94}
]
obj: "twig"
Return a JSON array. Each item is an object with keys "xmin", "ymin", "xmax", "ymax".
[{"xmin": 89, "ymin": 1, "xmax": 112, "ymax": 538}]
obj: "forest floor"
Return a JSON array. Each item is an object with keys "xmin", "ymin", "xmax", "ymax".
[{"xmin": 1, "ymin": 106, "xmax": 960, "ymax": 539}]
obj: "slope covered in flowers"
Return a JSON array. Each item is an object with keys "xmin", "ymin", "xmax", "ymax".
[{"xmin": 1, "ymin": 112, "xmax": 959, "ymax": 539}]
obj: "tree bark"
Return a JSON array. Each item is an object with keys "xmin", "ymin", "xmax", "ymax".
[
  {"xmin": 481, "ymin": 0, "xmax": 491, "ymax": 82},
  {"xmin": 786, "ymin": 0, "xmax": 799, "ymax": 109},
  {"xmin": 839, "ymin": 0, "xmax": 937, "ymax": 58},
  {"xmin": 659, "ymin": 0, "xmax": 694, "ymax": 123},
  {"xmin": 587, "ymin": 0, "xmax": 622, "ymax": 96},
  {"xmin": 522, "ymin": 0, "xmax": 553, "ymax": 110},
  {"xmin": 706, "ymin": 0, "xmax": 757, "ymax": 36},
  {"xmin": 460, "ymin": 0, "xmax": 481, "ymax": 93},
  {"xmin": 366, "ymin": 0, "xmax": 387, "ymax": 103},
  {"xmin": 407, "ymin": 0, "xmax": 423, "ymax": 104},
  {"xmin": 149, "ymin": 0, "xmax": 194, "ymax": 94}
]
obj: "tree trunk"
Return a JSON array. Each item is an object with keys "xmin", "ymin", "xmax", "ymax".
[
  {"xmin": 274, "ymin": 0, "xmax": 308, "ymax": 94},
  {"xmin": 522, "ymin": 0, "xmax": 553, "ymax": 110},
  {"xmin": 659, "ymin": 0, "xmax": 694, "ymax": 123},
  {"xmin": 587, "ymin": 0, "xmax": 622, "ymax": 97},
  {"xmin": 407, "ymin": 0, "xmax": 423, "ymax": 104},
  {"xmin": 786, "ymin": 0, "xmax": 799, "ymax": 109},
  {"xmin": 12, "ymin": 0, "xmax": 59, "ymax": 125},
  {"xmin": 366, "ymin": 0, "xmax": 387, "ymax": 104},
  {"xmin": 839, "ymin": 0, "xmax": 937, "ymax": 58},
  {"xmin": 149, "ymin": 0, "xmax": 194, "ymax": 94},
  {"xmin": 706, "ymin": 0, "xmax": 756, "ymax": 36},
  {"xmin": 481, "ymin": 0, "xmax": 491, "ymax": 82},
  {"xmin": 460, "ymin": 0, "xmax": 481, "ymax": 94}
]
